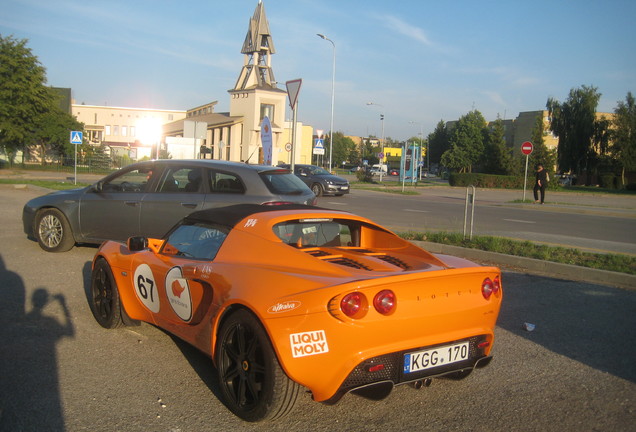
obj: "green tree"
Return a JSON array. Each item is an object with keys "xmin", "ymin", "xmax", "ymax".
[
  {"xmin": 612, "ymin": 92, "xmax": 636, "ymax": 185},
  {"xmin": 546, "ymin": 85, "xmax": 602, "ymax": 176},
  {"xmin": 32, "ymin": 105, "xmax": 84, "ymax": 162},
  {"xmin": 328, "ymin": 132, "xmax": 359, "ymax": 168},
  {"xmin": 484, "ymin": 118, "xmax": 516, "ymax": 174},
  {"xmin": 0, "ymin": 35, "xmax": 54, "ymax": 164},
  {"xmin": 528, "ymin": 112, "xmax": 556, "ymax": 174},
  {"xmin": 427, "ymin": 120, "xmax": 450, "ymax": 166},
  {"xmin": 442, "ymin": 110, "xmax": 487, "ymax": 173}
]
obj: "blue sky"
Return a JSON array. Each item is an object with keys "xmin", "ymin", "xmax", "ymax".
[{"xmin": 2, "ymin": 0, "xmax": 635, "ymax": 141}]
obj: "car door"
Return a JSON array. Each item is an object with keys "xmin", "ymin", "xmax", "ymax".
[
  {"xmin": 78, "ymin": 165, "xmax": 154, "ymax": 242},
  {"xmin": 127, "ymin": 224, "xmax": 227, "ymax": 349},
  {"xmin": 139, "ymin": 166, "xmax": 208, "ymax": 238}
]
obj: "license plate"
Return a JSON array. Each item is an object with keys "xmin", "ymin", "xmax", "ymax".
[{"xmin": 403, "ymin": 342, "xmax": 469, "ymax": 374}]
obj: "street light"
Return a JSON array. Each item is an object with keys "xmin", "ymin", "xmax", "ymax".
[
  {"xmin": 317, "ymin": 33, "xmax": 335, "ymax": 173},
  {"xmin": 366, "ymin": 102, "xmax": 385, "ymax": 181},
  {"xmin": 409, "ymin": 120, "xmax": 425, "ymax": 180}
]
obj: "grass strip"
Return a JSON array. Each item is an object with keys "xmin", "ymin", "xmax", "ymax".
[
  {"xmin": 0, "ymin": 179, "xmax": 90, "ymax": 190},
  {"xmin": 399, "ymin": 231, "xmax": 636, "ymax": 275}
]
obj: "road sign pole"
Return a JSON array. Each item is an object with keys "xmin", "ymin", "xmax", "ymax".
[
  {"xmin": 520, "ymin": 141, "xmax": 534, "ymax": 202},
  {"xmin": 523, "ymin": 154, "xmax": 529, "ymax": 202},
  {"xmin": 291, "ymin": 101, "xmax": 298, "ymax": 172},
  {"xmin": 74, "ymin": 141, "xmax": 77, "ymax": 185}
]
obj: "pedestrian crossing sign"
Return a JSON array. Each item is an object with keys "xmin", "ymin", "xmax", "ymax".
[{"xmin": 70, "ymin": 131, "xmax": 83, "ymax": 145}]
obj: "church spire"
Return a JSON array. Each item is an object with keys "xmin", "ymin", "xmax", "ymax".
[{"xmin": 233, "ymin": 1, "xmax": 277, "ymax": 90}]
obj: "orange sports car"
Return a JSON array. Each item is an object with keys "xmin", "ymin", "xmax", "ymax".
[{"xmin": 89, "ymin": 204, "xmax": 502, "ymax": 422}]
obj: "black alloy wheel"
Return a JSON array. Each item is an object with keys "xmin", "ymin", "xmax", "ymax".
[
  {"xmin": 90, "ymin": 258, "xmax": 124, "ymax": 329},
  {"xmin": 215, "ymin": 309, "xmax": 300, "ymax": 422}
]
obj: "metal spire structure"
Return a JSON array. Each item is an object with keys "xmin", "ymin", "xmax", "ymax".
[{"xmin": 234, "ymin": 1, "xmax": 277, "ymax": 90}]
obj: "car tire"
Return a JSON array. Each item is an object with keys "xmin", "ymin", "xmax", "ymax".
[
  {"xmin": 215, "ymin": 309, "xmax": 300, "ymax": 422},
  {"xmin": 311, "ymin": 183, "xmax": 323, "ymax": 197},
  {"xmin": 90, "ymin": 258, "xmax": 124, "ymax": 329},
  {"xmin": 35, "ymin": 208, "xmax": 75, "ymax": 252}
]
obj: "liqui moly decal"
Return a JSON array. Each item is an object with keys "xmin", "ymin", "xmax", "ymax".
[
  {"xmin": 267, "ymin": 301, "xmax": 301, "ymax": 314},
  {"xmin": 290, "ymin": 330, "xmax": 329, "ymax": 358}
]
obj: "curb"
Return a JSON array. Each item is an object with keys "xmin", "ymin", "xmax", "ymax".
[{"xmin": 413, "ymin": 240, "xmax": 636, "ymax": 291}]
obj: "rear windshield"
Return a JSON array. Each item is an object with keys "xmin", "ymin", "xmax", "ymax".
[
  {"xmin": 260, "ymin": 170, "xmax": 310, "ymax": 195},
  {"xmin": 273, "ymin": 218, "xmax": 358, "ymax": 248}
]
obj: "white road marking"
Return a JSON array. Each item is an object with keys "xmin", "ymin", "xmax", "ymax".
[
  {"xmin": 324, "ymin": 202, "xmax": 348, "ymax": 206},
  {"xmin": 403, "ymin": 209, "xmax": 429, "ymax": 213},
  {"xmin": 503, "ymin": 218, "xmax": 536, "ymax": 224}
]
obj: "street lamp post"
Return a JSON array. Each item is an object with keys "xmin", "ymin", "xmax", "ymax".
[
  {"xmin": 366, "ymin": 102, "xmax": 385, "ymax": 182},
  {"xmin": 317, "ymin": 33, "xmax": 335, "ymax": 173}
]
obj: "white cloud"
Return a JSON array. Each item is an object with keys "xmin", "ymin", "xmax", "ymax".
[{"xmin": 383, "ymin": 15, "xmax": 433, "ymax": 46}]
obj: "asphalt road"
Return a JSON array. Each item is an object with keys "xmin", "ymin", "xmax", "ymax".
[
  {"xmin": 319, "ymin": 183, "xmax": 636, "ymax": 255},
  {"xmin": 0, "ymin": 185, "xmax": 634, "ymax": 432}
]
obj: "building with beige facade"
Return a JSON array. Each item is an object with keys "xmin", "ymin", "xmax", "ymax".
[{"xmin": 72, "ymin": 104, "xmax": 187, "ymax": 159}]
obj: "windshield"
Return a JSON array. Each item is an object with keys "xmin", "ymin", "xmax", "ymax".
[{"xmin": 306, "ymin": 166, "xmax": 330, "ymax": 175}]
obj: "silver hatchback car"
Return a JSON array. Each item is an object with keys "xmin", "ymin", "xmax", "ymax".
[{"xmin": 23, "ymin": 160, "xmax": 317, "ymax": 252}]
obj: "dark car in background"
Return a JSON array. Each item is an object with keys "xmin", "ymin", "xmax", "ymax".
[
  {"xmin": 280, "ymin": 164, "xmax": 350, "ymax": 197},
  {"xmin": 23, "ymin": 160, "xmax": 316, "ymax": 252}
]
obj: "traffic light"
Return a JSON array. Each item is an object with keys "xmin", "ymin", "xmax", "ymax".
[{"xmin": 380, "ymin": 114, "xmax": 384, "ymax": 121}]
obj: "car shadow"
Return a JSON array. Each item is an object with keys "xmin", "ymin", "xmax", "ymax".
[
  {"xmin": 497, "ymin": 271, "xmax": 636, "ymax": 383},
  {"xmin": 81, "ymin": 260, "xmax": 224, "ymax": 404}
]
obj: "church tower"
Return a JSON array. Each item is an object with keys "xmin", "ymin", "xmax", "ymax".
[{"xmin": 229, "ymin": 0, "xmax": 287, "ymax": 164}]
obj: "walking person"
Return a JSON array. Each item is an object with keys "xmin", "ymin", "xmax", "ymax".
[{"xmin": 533, "ymin": 164, "xmax": 549, "ymax": 204}]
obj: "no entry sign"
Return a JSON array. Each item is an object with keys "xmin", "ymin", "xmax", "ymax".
[{"xmin": 521, "ymin": 141, "xmax": 533, "ymax": 155}]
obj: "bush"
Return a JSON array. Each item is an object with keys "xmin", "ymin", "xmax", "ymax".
[
  {"xmin": 356, "ymin": 169, "xmax": 373, "ymax": 183},
  {"xmin": 599, "ymin": 174, "xmax": 617, "ymax": 189},
  {"xmin": 449, "ymin": 173, "xmax": 525, "ymax": 188}
]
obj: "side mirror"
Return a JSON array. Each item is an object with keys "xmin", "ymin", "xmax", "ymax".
[
  {"xmin": 92, "ymin": 181, "xmax": 104, "ymax": 192},
  {"xmin": 127, "ymin": 236, "xmax": 148, "ymax": 252}
]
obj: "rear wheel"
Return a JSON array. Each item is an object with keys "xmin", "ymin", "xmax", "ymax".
[
  {"xmin": 90, "ymin": 258, "xmax": 124, "ymax": 329},
  {"xmin": 35, "ymin": 208, "xmax": 75, "ymax": 252},
  {"xmin": 215, "ymin": 309, "xmax": 300, "ymax": 422},
  {"xmin": 311, "ymin": 183, "xmax": 323, "ymax": 197}
]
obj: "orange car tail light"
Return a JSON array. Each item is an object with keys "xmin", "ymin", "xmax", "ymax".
[
  {"xmin": 373, "ymin": 290, "xmax": 396, "ymax": 315},
  {"xmin": 340, "ymin": 292, "xmax": 367, "ymax": 318},
  {"xmin": 493, "ymin": 275, "xmax": 501, "ymax": 295},
  {"xmin": 482, "ymin": 277, "xmax": 501, "ymax": 300}
]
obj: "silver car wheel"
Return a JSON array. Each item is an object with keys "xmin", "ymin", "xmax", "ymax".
[{"xmin": 39, "ymin": 213, "xmax": 63, "ymax": 248}]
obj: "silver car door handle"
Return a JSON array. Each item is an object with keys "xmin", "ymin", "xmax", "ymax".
[
  {"xmin": 124, "ymin": 201, "xmax": 140, "ymax": 207},
  {"xmin": 180, "ymin": 203, "xmax": 198, "ymax": 209}
]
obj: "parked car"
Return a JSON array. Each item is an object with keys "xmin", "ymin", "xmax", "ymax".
[
  {"xmin": 279, "ymin": 164, "xmax": 349, "ymax": 197},
  {"xmin": 89, "ymin": 203, "xmax": 503, "ymax": 422},
  {"xmin": 23, "ymin": 160, "xmax": 316, "ymax": 252}
]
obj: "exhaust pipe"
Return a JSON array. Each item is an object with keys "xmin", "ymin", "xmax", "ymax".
[{"xmin": 410, "ymin": 378, "xmax": 432, "ymax": 389}]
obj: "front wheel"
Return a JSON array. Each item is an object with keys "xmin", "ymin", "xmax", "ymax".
[
  {"xmin": 215, "ymin": 309, "xmax": 300, "ymax": 422},
  {"xmin": 90, "ymin": 258, "xmax": 124, "ymax": 329},
  {"xmin": 35, "ymin": 208, "xmax": 75, "ymax": 252}
]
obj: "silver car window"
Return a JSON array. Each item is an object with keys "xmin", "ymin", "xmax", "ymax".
[
  {"xmin": 102, "ymin": 167, "xmax": 153, "ymax": 192},
  {"xmin": 209, "ymin": 171, "xmax": 245, "ymax": 194},
  {"xmin": 157, "ymin": 167, "xmax": 200, "ymax": 193}
]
